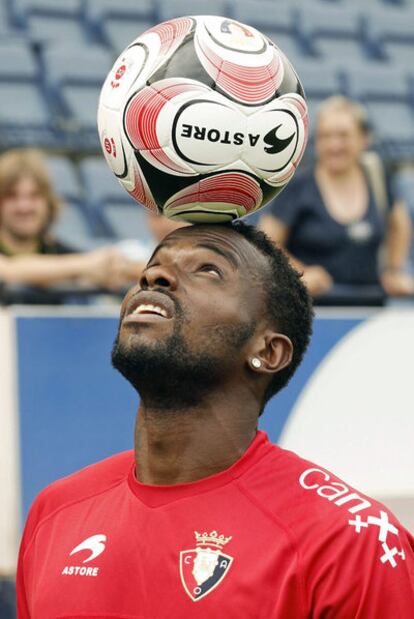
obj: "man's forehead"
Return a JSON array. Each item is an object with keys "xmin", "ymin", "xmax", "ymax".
[{"xmin": 152, "ymin": 224, "xmax": 265, "ymax": 269}]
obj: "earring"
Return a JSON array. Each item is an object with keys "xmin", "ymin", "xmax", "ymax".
[{"xmin": 251, "ymin": 357, "xmax": 262, "ymax": 369}]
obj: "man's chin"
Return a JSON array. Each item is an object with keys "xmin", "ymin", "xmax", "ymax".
[{"xmin": 111, "ymin": 333, "xmax": 222, "ymax": 409}]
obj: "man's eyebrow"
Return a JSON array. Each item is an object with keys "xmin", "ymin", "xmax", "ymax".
[
  {"xmin": 196, "ymin": 243, "xmax": 238, "ymax": 268},
  {"xmin": 146, "ymin": 240, "xmax": 239, "ymax": 268},
  {"xmin": 146, "ymin": 242, "xmax": 168, "ymax": 265}
]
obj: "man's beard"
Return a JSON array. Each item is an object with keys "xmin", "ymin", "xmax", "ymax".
[{"xmin": 111, "ymin": 320, "xmax": 254, "ymax": 411}]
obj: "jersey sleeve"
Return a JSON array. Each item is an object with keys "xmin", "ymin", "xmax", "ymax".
[
  {"xmin": 17, "ymin": 525, "xmax": 32, "ymax": 618},
  {"xmin": 304, "ymin": 510, "xmax": 414, "ymax": 618},
  {"xmin": 16, "ymin": 488, "xmax": 52, "ymax": 619}
]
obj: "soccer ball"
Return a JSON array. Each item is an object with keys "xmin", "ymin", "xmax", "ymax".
[{"xmin": 98, "ymin": 16, "xmax": 308, "ymax": 223}]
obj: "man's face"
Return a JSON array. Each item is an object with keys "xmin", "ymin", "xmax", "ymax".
[
  {"xmin": 0, "ymin": 176, "xmax": 49, "ymax": 242},
  {"xmin": 112, "ymin": 226, "xmax": 268, "ymax": 407}
]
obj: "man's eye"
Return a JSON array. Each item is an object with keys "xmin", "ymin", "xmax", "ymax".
[{"xmin": 198, "ymin": 264, "xmax": 222, "ymax": 277}]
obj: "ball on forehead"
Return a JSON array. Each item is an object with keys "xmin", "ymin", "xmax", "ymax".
[{"xmin": 98, "ymin": 15, "xmax": 308, "ymax": 223}]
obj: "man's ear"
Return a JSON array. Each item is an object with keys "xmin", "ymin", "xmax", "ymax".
[{"xmin": 247, "ymin": 331, "xmax": 293, "ymax": 375}]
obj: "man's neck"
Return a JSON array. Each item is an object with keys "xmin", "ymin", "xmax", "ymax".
[
  {"xmin": 0, "ymin": 229, "xmax": 40, "ymax": 255},
  {"xmin": 134, "ymin": 390, "xmax": 259, "ymax": 486}
]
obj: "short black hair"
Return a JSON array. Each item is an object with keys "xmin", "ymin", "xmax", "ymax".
[{"xmin": 230, "ymin": 219, "xmax": 314, "ymax": 405}]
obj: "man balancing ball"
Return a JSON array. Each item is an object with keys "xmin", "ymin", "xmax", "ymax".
[{"xmin": 17, "ymin": 222, "xmax": 414, "ymax": 617}]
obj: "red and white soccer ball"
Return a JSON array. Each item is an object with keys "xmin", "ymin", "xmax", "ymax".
[{"xmin": 98, "ymin": 16, "xmax": 308, "ymax": 223}]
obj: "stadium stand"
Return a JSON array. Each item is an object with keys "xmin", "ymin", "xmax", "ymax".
[
  {"xmin": 42, "ymin": 43, "xmax": 115, "ymax": 148},
  {"xmin": 45, "ymin": 155, "xmax": 114, "ymax": 249},
  {"xmin": 46, "ymin": 154, "xmax": 82, "ymax": 204},
  {"xmin": 231, "ymin": 2, "xmax": 306, "ymax": 56},
  {"xmin": 0, "ymin": 40, "xmax": 53, "ymax": 148},
  {"xmin": 12, "ymin": 0, "xmax": 90, "ymax": 44},
  {"xmin": 157, "ymin": 0, "xmax": 229, "ymax": 22},
  {"xmin": 0, "ymin": 0, "xmax": 413, "ymax": 250},
  {"xmin": 85, "ymin": 0, "xmax": 155, "ymax": 52},
  {"xmin": 79, "ymin": 157, "xmax": 153, "ymax": 247},
  {"xmin": 298, "ymin": 4, "xmax": 375, "ymax": 62}
]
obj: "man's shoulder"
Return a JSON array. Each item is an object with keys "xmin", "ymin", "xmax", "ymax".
[
  {"xmin": 28, "ymin": 451, "xmax": 134, "ymax": 530},
  {"xmin": 246, "ymin": 444, "xmax": 414, "ymax": 614},
  {"xmin": 242, "ymin": 442, "xmax": 404, "ymax": 540}
]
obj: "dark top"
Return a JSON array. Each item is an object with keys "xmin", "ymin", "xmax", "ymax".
[
  {"xmin": 0, "ymin": 237, "xmax": 74, "ymax": 257},
  {"xmin": 268, "ymin": 167, "xmax": 393, "ymax": 286},
  {"xmin": 0, "ymin": 237, "xmax": 76, "ymax": 305}
]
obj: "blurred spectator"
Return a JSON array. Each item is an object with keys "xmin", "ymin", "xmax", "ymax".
[
  {"xmin": 260, "ymin": 96, "xmax": 414, "ymax": 300},
  {"xmin": 0, "ymin": 149, "xmax": 142, "ymax": 303}
]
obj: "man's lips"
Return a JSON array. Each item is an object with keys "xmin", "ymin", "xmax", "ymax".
[{"xmin": 123, "ymin": 290, "xmax": 175, "ymax": 324}]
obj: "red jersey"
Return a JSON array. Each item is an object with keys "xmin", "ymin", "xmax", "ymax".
[{"xmin": 17, "ymin": 431, "xmax": 414, "ymax": 618}]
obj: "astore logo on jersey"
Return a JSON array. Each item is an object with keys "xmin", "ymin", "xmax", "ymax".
[{"xmin": 61, "ymin": 534, "xmax": 107, "ymax": 577}]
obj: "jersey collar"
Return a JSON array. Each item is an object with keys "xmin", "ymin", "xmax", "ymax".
[{"xmin": 127, "ymin": 430, "xmax": 272, "ymax": 508}]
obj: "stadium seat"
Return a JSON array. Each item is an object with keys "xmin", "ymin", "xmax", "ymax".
[
  {"xmin": 0, "ymin": 37, "xmax": 53, "ymax": 147},
  {"xmin": 305, "ymin": 98, "xmax": 322, "ymax": 129},
  {"xmin": 79, "ymin": 157, "xmax": 133, "ymax": 207},
  {"xmin": 13, "ymin": 0, "xmax": 90, "ymax": 44},
  {"xmin": 268, "ymin": 33, "xmax": 305, "ymax": 63},
  {"xmin": 46, "ymin": 155, "xmax": 82, "ymax": 204},
  {"xmin": 231, "ymin": 1, "xmax": 294, "ymax": 35},
  {"xmin": 43, "ymin": 44, "xmax": 114, "ymax": 86},
  {"xmin": 336, "ymin": 0, "xmax": 402, "ymax": 7},
  {"xmin": 382, "ymin": 41, "xmax": 414, "ymax": 66},
  {"xmin": 366, "ymin": 6, "xmax": 414, "ymax": 42},
  {"xmin": 0, "ymin": 41, "xmax": 38, "ymax": 81},
  {"xmin": 292, "ymin": 60, "xmax": 342, "ymax": 99},
  {"xmin": 0, "ymin": 1, "xmax": 19, "ymax": 38},
  {"xmin": 42, "ymin": 44, "xmax": 114, "ymax": 146},
  {"xmin": 51, "ymin": 202, "xmax": 99, "ymax": 251},
  {"xmin": 26, "ymin": 16, "xmax": 88, "ymax": 43},
  {"xmin": 79, "ymin": 157, "xmax": 153, "ymax": 245},
  {"xmin": 61, "ymin": 84, "xmax": 101, "ymax": 130},
  {"xmin": 297, "ymin": 4, "xmax": 372, "ymax": 60},
  {"xmin": 364, "ymin": 6, "xmax": 414, "ymax": 61},
  {"xmin": 156, "ymin": 0, "xmax": 229, "ymax": 22},
  {"xmin": 0, "ymin": 82, "xmax": 48, "ymax": 126},
  {"xmin": 102, "ymin": 203, "xmax": 154, "ymax": 246},
  {"xmin": 103, "ymin": 20, "xmax": 154, "ymax": 52},
  {"xmin": 345, "ymin": 64, "xmax": 410, "ymax": 102},
  {"xmin": 366, "ymin": 101, "xmax": 414, "ymax": 149},
  {"xmin": 86, "ymin": 0, "xmax": 154, "ymax": 23},
  {"xmin": 313, "ymin": 38, "xmax": 372, "ymax": 61},
  {"xmin": 85, "ymin": 0, "xmax": 155, "ymax": 49},
  {"xmin": 0, "ymin": 79, "xmax": 53, "ymax": 148},
  {"xmin": 298, "ymin": 3, "xmax": 362, "ymax": 40}
]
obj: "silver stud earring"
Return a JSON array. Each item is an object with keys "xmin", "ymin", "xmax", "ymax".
[{"xmin": 251, "ymin": 357, "xmax": 262, "ymax": 369}]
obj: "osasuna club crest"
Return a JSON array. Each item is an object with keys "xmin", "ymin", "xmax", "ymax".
[{"xmin": 180, "ymin": 530, "xmax": 233, "ymax": 601}]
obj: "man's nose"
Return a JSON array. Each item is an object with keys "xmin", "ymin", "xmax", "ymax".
[{"xmin": 139, "ymin": 264, "xmax": 177, "ymax": 291}]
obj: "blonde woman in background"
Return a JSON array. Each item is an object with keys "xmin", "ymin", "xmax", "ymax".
[
  {"xmin": 0, "ymin": 149, "xmax": 142, "ymax": 299},
  {"xmin": 260, "ymin": 96, "xmax": 413, "ymax": 299}
]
